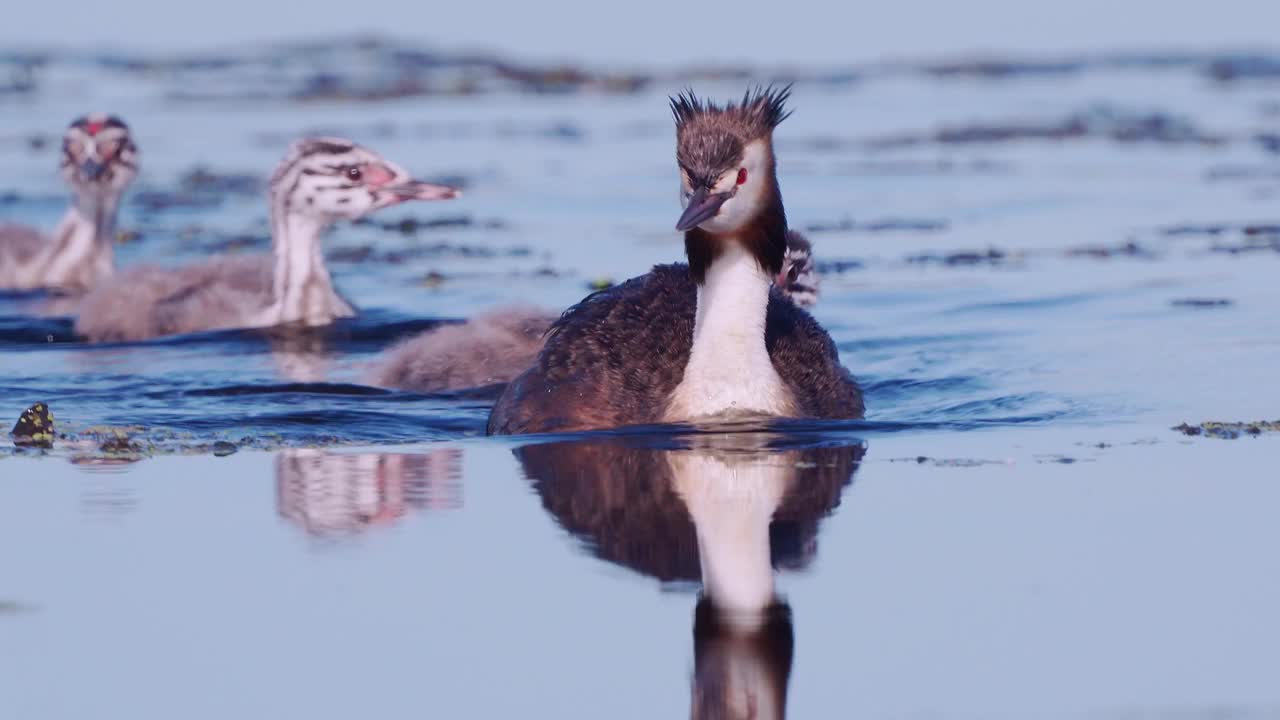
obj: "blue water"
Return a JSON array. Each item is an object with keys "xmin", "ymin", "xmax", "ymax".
[{"xmin": 2, "ymin": 40, "xmax": 1279, "ymax": 719}]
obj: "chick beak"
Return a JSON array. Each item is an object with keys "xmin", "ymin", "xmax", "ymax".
[
  {"xmin": 381, "ymin": 180, "xmax": 461, "ymax": 206},
  {"xmin": 80, "ymin": 158, "xmax": 107, "ymax": 181}
]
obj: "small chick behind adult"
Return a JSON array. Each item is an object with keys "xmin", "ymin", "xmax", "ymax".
[{"xmin": 369, "ymin": 231, "xmax": 820, "ymax": 394}]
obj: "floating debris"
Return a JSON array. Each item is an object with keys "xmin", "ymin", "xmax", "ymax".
[
  {"xmin": 1160, "ymin": 222, "xmax": 1280, "ymax": 237},
  {"xmin": 0, "ymin": 599, "xmax": 36, "ymax": 615},
  {"xmin": 11, "ymin": 402, "xmax": 54, "ymax": 448},
  {"xmin": 1206, "ymin": 55, "xmax": 1280, "ymax": 83},
  {"xmin": 1254, "ymin": 133, "xmax": 1280, "ymax": 155},
  {"xmin": 889, "ymin": 456, "xmax": 1008, "ymax": 467},
  {"xmin": 1154, "ymin": 223, "xmax": 1280, "ymax": 255},
  {"xmin": 97, "ymin": 431, "xmax": 146, "ymax": 458},
  {"xmin": 328, "ymin": 240, "xmax": 529, "ymax": 265},
  {"xmin": 420, "ymin": 270, "xmax": 448, "ymax": 288},
  {"xmin": 867, "ymin": 105, "xmax": 1225, "ymax": 150},
  {"xmin": 814, "ymin": 259, "xmax": 865, "ymax": 274},
  {"xmin": 907, "ymin": 248, "xmax": 1009, "ymax": 267},
  {"xmin": 922, "ymin": 57, "xmax": 1084, "ymax": 79},
  {"xmin": 191, "ymin": 232, "xmax": 270, "ymax": 255},
  {"xmin": 179, "ymin": 167, "xmax": 262, "ymax": 196},
  {"xmin": 804, "ymin": 217, "xmax": 949, "ymax": 234},
  {"xmin": 362, "ymin": 214, "xmax": 506, "ymax": 236},
  {"xmin": 1034, "ymin": 454, "xmax": 1089, "ymax": 464},
  {"xmin": 1170, "ymin": 298, "xmax": 1233, "ymax": 308},
  {"xmin": 1210, "ymin": 236, "xmax": 1280, "ymax": 255},
  {"xmin": 823, "ymin": 158, "xmax": 1011, "ymax": 176},
  {"xmin": 131, "ymin": 190, "xmax": 224, "ymax": 213},
  {"xmin": 1063, "ymin": 241, "xmax": 1156, "ymax": 260},
  {"xmin": 1173, "ymin": 420, "xmax": 1280, "ymax": 439},
  {"xmin": 1204, "ymin": 164, "xmax": 1280, "ymax": 182}
]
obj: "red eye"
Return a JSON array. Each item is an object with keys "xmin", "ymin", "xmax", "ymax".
[{"xmin": 736, "ymin": 168, "xmax": 748, "ymax": 185}]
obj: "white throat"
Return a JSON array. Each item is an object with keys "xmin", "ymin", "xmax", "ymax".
[
  {"xmin": 31, "ymin": 196, "xmax": 118, "ymax": 292},
  {"xmin": 256, "ymin": 211, "xmax": 354, "ymax": 328},
  {"xmin": 666, "ymin": 242, "xmax": 792, "ymax": 421}
]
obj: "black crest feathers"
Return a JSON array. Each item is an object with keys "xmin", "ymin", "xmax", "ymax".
[{"xmin": 669, "ymin": 84, "xmax": 794, "ymax": 137}]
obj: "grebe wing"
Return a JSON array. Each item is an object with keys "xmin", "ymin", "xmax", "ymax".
[
  {"xmin": 371, "ymin": 305, "xmax": 557, "ymax": 392},
  {"xmin": 488, "ymin": 264, "xmax": 697, "ymax": 435},
  {"xmin": 75, "ymin": 255, "xmax": 273, "ymax": 342},
  {"xmin": 487, "ymin": 265, "xmax": 864, "ymax": 434},
  {"xmin": 0, "ymin": 225, "xmax": 47, "ymax": 286},
  {"xmin": 765, "ymin": 292, "xmax": 865, "ymax": 419}
]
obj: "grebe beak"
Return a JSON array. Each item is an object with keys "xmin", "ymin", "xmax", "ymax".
[
  {"xmin": 388, "ymin": 180, "xmax": 461, "ymax": 202},
  {"xmin": 374, "ymin": 180, "xmax": 461, "ymax": 208},
  {"xmin": 676, "ymin": 186, "xmax": 729, "ymax": 232}
]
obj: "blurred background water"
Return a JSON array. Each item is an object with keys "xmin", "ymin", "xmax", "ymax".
[{"xmin": 2, "ymin": 4, "xmax": 1280, "ymax": 718}]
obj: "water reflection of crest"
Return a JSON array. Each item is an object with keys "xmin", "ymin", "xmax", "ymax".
[
  {"xmin": 693, "ymin": 598, "xmax": 794, "ymax": 720},
  {"xmin": 514, "ymin": 434, "xmax": 863, "ymax": 720},
  {"xmin": 276, "ymin": 448, "xmax": 463, "ymax": 536}
]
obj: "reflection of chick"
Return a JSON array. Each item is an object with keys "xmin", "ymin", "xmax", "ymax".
[
  {"xmin": 276, "ymin": 448, "xmax": 462, "ymax": 536},
  {"xmin": 269, "ymin": 332, "xmax": 332, "ymax": 383}
]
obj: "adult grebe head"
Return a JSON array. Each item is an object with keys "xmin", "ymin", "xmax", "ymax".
[{"xmin": 671, "ymin": 85, "xmax": 792, "ymax": 283}]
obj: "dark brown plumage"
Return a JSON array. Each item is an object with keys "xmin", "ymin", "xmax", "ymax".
[
  {"xmin": 487, "ymin": 86, "xmax": 863, "ymax": 434},
  {"xmin": 487, "ymin": 264, "xmax": 863, "ymax": 434},
  {"xmin": 670, "ymin": 85, "xmax": 793, "ymax": 148},
  {"xmin": 369, "ymin": 232, "xmax": 820, "ymax": 394}
]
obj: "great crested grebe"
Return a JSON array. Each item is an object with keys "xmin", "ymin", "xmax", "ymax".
[
  {"xmin": 74, "ymin": 138, "xmax": 458, "ymax": 342},
  {"xmin": 0, "ymin": 114, "xmax": 138, "ymax": 293},
  {"xmin": 488, "ymin": 86, "xmax": 863, "ymax": 433},
  {"xmin": 368, "ymin": 230, "xmax": 821, "ymax": 393}
]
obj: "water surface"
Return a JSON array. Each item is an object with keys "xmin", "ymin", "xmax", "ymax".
[{"xmin": 2, "ymin": 42, "xmax": 1279, "ymax": 718}]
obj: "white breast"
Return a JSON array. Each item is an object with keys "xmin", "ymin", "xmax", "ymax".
[{"xmin": 665, "ymin": 243, "xmax": 794, "ymax": 422}]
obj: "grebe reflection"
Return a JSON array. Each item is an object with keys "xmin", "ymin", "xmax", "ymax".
[{"xmin": 514, "ymin": 436, "xmax": 862, "ymax": 719}]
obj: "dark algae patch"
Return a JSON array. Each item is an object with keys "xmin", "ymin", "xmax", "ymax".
[
  {"xmin": 11, "ymin": 402, "xmax": 54, "ymax": 449},
  {"xmin": 96, "ymin": 431, "xmax": 147, "ymax": 458},
  {"xmin": 1173, "ymin": 421, "xmax": 1280, "ymax": 439},
  {"xmin": 0, "ymin": 599, "xmax": 36, "ymax": 615},
  {"xmin": 1170, "ymin": 298, "xmax": 1233, "ymax": 308},
  {"xmin": 888, "ymin": 456, "xmax": 1008, "ymax": 467}
]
